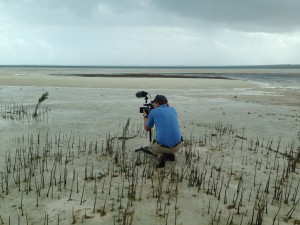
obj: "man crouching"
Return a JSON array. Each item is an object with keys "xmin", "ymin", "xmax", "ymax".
[{"xmin": 143, "ymin": 95, "xmax": 182, "ymax": 168}]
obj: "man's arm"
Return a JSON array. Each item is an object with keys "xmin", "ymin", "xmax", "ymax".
[
  {"xmin": 144, "ymin": 117, "xmax": 151, "ymax": 131},
  {"xmin": 143, "ymin": 111, "xmax": 151, "ymax": 131}
]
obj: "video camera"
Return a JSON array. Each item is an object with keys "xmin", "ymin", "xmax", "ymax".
[{"xmin": 136, "ymin": 91, "xmax": 153, "ymax": 115}]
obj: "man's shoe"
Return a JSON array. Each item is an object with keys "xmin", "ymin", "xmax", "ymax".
[
  {"xmin": 166, "ymin": 153, "xmax": 176, "ymax": 161},
  {"xmin": 156, "ymin": 154, "xmax": 167, "ymax": 168}
]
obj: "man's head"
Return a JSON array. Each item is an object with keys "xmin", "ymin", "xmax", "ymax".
[{"xmin": 152, "ymin": 95, "xmax": 168, "ymax": 107}]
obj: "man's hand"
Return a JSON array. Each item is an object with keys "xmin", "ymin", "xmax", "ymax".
[{"xmin": 143, "ymin": 110, "xmax": 148, "ymax": 118}]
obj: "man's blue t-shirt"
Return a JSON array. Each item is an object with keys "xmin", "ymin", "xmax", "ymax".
[{"xmin": 146, "ymin": 104, "xmax": 181, "ymax": 147}]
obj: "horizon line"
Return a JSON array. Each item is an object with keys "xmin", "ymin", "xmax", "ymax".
[{"xmin": 0, "ymin": 64, "xmax": 300, "ymax": 69}]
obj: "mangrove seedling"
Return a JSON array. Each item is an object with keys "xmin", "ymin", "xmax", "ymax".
[{"xmin": 33, "ymin": 92, "xmax": 49, "ymax": 117}]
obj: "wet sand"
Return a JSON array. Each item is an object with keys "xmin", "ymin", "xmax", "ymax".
[
  {"xmin": 0, "ymin": 74, "xmax": 300, "ymax": 225},
  {"xmin": 0, "ymin": 74, "xmax": 254, "ymax": 89}
]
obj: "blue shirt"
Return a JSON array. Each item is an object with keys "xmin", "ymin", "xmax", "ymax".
[{"xmin": 146, "ymin": 104, "xmax": 181, "ymax": 147}]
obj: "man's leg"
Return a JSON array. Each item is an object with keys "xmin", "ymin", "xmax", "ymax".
[
  {"xmin": 149, "ymin": 141, "xmax": 167, "ymax": 167},
  {"xmin": 149, "ymin": 141, "xmax": 182, "ymax": 167}
]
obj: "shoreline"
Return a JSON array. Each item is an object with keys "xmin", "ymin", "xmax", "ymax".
[{"xmin": 1, "ymin": 74, "xmax": 300, "ymax": 107}]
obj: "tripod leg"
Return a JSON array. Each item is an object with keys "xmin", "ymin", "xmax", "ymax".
[
  {"xmin": 149, "ymin": 130, "xmax": 152, "ymax": 143},
  {"xmin": 135, "ymin": 147, "xmax": 155, "ymax": 156}
]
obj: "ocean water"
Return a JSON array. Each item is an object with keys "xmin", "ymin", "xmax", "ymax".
[{"xmin": 1, "ymin": 65, "xmax": 300, "ymax": 90}]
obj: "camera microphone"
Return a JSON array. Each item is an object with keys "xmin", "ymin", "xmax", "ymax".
[{"xmin": 136, "ymin": 91, "xmax": 148, "ymax": 98}]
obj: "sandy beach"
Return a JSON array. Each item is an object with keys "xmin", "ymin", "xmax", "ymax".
[
  {"xmin": 0, "ymin": 74, "xmax": 253, "ymax": 89},
  {"xmin": 1, "ymin": 74, "xmax": 300, "ymax": 225}
]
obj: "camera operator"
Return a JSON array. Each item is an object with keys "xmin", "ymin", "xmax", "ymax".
[{"xmin": 143, "ymin": 95, "xmax": 182, "ymax": 168}]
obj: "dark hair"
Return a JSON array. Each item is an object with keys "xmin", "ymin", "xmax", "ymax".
[{"xmin": 155, "ymin": 99, "xmax": 168, "ymax": 105}]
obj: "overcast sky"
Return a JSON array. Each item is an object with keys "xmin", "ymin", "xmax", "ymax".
[{"xmin": 1, "ymin": 0, "xmax": 300, "ymax": 66}]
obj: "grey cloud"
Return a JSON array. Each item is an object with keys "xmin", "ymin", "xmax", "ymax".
[
  {"xmin": 1, "ymin": 0, "xmax": 99, "ymax": 26},
  {"xmin": 1, "ymin": 0, "xmax": 299, "ymax": 66},
  {"xmin": 2, "ymin": 0, "xmax": 300, "ymax": 32},
  {"xmin": 151, "ymin": 0, "xmax": 300, "ymax": 32},
  {"xmin": 1, "ymin": 0, "xmax": 160, "ymax": 28}
]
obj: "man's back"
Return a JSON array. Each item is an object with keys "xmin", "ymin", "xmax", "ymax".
[{"xmin": 147, "ymin": 104, "xmax": 181, "ymax": 147}]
